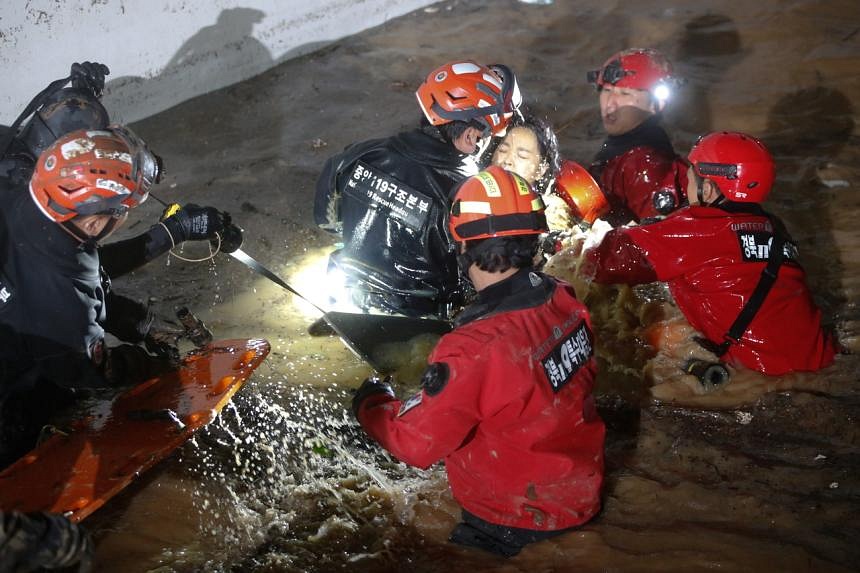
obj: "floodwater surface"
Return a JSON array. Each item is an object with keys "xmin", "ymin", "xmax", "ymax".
[{"xmin": 88, "ymin": 0, "xmax": 860, "ymax": 571}]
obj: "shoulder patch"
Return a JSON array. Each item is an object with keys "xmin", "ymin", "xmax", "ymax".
[
  {"xmin": 0, "ymin": 276, "xmax": 15, "ymax": 309},
  {"xmin": 420, "ymin": 362, "xmax": 450, "ymax": 397},
  {"xmin": 736, "ymin": 230, "xmax": 797, "ymax": 262},
  {"xmin": 398, "ymin": 392, "xmax": 423, "ymax": 417},
  {"xmin": 343, "ymin": 161, "xmax": 434, "ymax": 232},
  {"xmin": 541, "ymin": 321, "xmax": 593, "ymax": 392}
]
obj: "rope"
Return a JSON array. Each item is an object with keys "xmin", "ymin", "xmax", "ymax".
[{"xmin": 159, "ymin": 223, "xmax": 222, "ymax": 263}]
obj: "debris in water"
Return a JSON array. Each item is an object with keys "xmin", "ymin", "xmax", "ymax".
[{"xmin": 821, "ymin": 179, "xmax": 849, "ymax": 188}]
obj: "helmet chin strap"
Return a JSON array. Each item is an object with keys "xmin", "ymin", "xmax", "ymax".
[
  {"xmin": 60, "ymin": 215, "xmax": 119, "ymax": 248},
  {"xmin": 697, "ymin": 178, "xmax": 726, "ymax": 207}
]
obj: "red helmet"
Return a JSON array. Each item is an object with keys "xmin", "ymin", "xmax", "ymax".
[
  {"xmin": 29, "ymin": 126, "xmax": 160, "ymax": 223},
  {"xmin": 554, "ymin": 160, "xmax": 608, "ymax": 225},
  {"xmin": 416, "ymin": 61, "xmax": 521, "ymax": 136},
  {"xmin": 688, "ymin": 131, "xmax": 775, "ymax": 202},
  {"xmin": 449, "ymin": 165, "xmax": 547, "ymax": 241},
  {"xmin": 588, "ymin": 49, "xmax": 677, "ymax": 103}
]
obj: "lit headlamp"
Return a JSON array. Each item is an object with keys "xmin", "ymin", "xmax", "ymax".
[{"xmin": 652, "ymin": 82, "xmax": 672, "ymax": 104}]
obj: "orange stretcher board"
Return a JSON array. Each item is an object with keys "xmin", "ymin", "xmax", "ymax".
[{"xmin": 0, "ymin": 338, "xmax": 270, "ymax": 522}]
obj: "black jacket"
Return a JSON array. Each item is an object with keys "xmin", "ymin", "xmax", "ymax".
[
  {"xmin": 314, "ymin": 128, "xmax": 467, "ymax": 314},
  {"xmin": 0, "ymin": 183, "xmax": 108, "ymax": 393}
]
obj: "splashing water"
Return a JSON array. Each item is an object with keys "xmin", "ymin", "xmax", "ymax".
[{"xmin": 113, "ymin": 379, "xmax": 449, "ymax": 572}]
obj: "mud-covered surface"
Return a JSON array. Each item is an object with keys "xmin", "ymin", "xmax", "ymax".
[{"xmin": 85, "ymin": 0, "xmax": 860, "ymax": 571}]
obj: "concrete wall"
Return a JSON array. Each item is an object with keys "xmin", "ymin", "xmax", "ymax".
[{"xmin": 0, "ymin": 0, "xmax": 435, "ymax": 124}]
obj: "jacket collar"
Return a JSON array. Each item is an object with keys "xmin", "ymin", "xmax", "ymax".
[
  {"xmin": 455, "ymin": 268, "xmax": 555, "ymax": 327},
  {"xmin": 593, "ymin": 114, "xmax": 675, "ymax": 165}
]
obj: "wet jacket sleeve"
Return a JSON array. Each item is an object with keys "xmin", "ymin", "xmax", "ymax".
[
  {"xmin": 356, "ymin": 334, "xmax": 483, "ymax": 469},
  {"xmin": 582, "ymin": 214, "xmax": 713, "ymax": 285},
  {"xmin": 99, "ymin": 224, "xmax": 174, "ymax": 278},
  {"xmin": 580, "ymin": 228, "xmax": 659, "ymax": 285},
  {"xmin": 617, "ymin": 149, "xmax": 687, "ymax": 221}
]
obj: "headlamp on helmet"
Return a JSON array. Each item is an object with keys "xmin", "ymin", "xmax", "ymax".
[{"xmin": 587, "ymin": 49, "xmax": 679, "ymax": 105}]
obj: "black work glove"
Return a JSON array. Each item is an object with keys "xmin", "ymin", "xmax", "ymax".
[
  {"xmin": 103, "ymin": 291, "xmax": 153, "ymax": 344},
  {"xmin": 144, "ymin": 320, "xmax": 185, "ymax": 363},
  {"xmin": 161, "ymin": 203, "xmax": 226, "ymax": 244},
  {"xmin": 70, "ymin": 61, "xmax": 110, "ymax": 98},
  {"xmin": 351, "ymin": 375, "xmax": 395, "ymax": 418},
  {"xmin": 104, "ymin": 344, "xmax": 174, "ymax": 387}
]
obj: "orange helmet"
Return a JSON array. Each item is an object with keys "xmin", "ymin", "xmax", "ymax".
[
  {"xmin": 29, "ymin": 126, "xmax": 161, "ymax": 223},
  {"xmin": 416, "ymin": 61, "xmax": 521, "ymax": 136},
  {"xmin": 554, "ymin": 160, "xmax": 608, "ymax": 224},
  {"xmin": 449, "ymin": 165, "xmax": 547, "ymax": 241}
]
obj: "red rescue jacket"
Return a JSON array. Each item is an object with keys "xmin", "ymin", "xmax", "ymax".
[
  {"xmin": 590, "ymin": 116, "xmax": 688, "ymax": 225},
  {"xmin": 356, "ymin": 270, "xmax": 605, "ymax": 531},
  {"xmin": 581, "ymin": 204, "xmax": 837, "ymax": 375}
]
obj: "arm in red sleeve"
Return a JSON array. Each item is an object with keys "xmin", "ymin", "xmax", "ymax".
[
  {"xmin": 619, "ymin": 150, "xmax": 688, "ymax": 220},
  {"xmin": 356, "ymin": 338, "xmax": 483, "ymax": 469},
  {"xmin": 580, "ymin": 228, "xmax": 659, "ymax": 285}
]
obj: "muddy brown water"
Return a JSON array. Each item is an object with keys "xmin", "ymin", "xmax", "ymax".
[{"xmin": 81, "ymin": 0, "xmax": 860, "ymax": 571}]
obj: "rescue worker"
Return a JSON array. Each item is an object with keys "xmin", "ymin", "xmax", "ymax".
[
  {"xmin": 0, "ymin": 127, "xmax": 181, "ymax": 467},
  {"xmin": 314, "ymin": 60, "xmax": 520, "ymax": 319},
  {"xmin": 580, "ymin": 131, "xmax": 838, "ymax": 378},
  {"xmin": 1, "ymin": 62, "xmax": 229, "ymax": 356},
  {"xmin": 587, "ymin": 48, "xmax": 689, "ymax": 225},
  {"xmin": 0, "ymin": 511, "xmax": 91, "ymax": 572},
  {"xmin": 352, "ymin": 165, "xmax": 605, "ymax": 557}
]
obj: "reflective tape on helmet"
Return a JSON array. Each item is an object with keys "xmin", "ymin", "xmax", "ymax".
[
  {"xmin": 459, "ymin": 200, "xmax": 493, "ymax": 214},
  {"xmin": 476, "ymin": 171, "xmax": 502, "ymax": 197},
  {"xmin": 95, "ymin": 149, "xmax": 133, "ymax": 164},
  {"xmin": 96, "ymin": 178, "xmax": 131, "ymax": 196},
  {"xmin": 60, "ymin": 137, "xmax": 96, "ymax": 160},
  {"xmin": 514, "ymin": 176, "xmax": 531, "ymax": 196},
  {"xmin": 696, "ymin": 162, "xmax": 738, "ymax": 179},
  {"xmin": 451, "ymin": 61, "xmax": 481, "ymax": 75}
]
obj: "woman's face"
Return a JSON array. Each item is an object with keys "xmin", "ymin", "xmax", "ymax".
[{"xmin": 491, "ymin": 126, "xmax": 545, "ymax": 185}]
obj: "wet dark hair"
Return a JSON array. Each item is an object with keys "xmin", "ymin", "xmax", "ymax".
[
  {"xmin": 437, "ymin": 118, "xmax": 485, "ymax": 144},
  {"xmin": 461, "ymin": 235, "xmax": 539, "ymax": 273},
  {"xmin": 479, "ymin": 112, "xmax": 561, "ymax": 194},
  {"xmin": 524, "ymin": 115, "xmax": 561, "ymax": 193},
  {"xmin": 419, "ymin": 116, "xmax": 484, "ymax": 146}
]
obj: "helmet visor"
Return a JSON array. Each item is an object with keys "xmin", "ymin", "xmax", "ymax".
[{"xmin": 110, "ymin": 124, "xmax": 162, "ymax": 205}]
